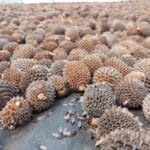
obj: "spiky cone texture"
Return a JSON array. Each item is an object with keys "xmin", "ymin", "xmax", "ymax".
[
  {"xmin": 104, "ymin": 57, "xmax": 131, "ymax": 76},
  {"xmin": 26, "ymin": 40, "xmax": 40, "ymax": 48},
  {"xmin": 126, "ymin": 22, "xmax": 139, "ymax": 36},
  {"xmin": 93, "ymin": 66, "xmax": 123, "ymax": 91},
  {"xmin": 120, "ymin": 54, "xmax": 136, "ymax": 67},
  {"xmin": 49, "ymin": 60, "xmax": 68, "ymax": 76},
  {"xmin": 93, "ymin": 44, "xmax": 110, "ymax": 54},
  {"xmin": 0, "ymin": 79, "xmax": 18, "ymax": 110},
  {"xmin": 81, "ymin": 55, "xmax": 103, "ymax": 75},
  {"xmin": 96, "ymin": 129, "xmax": 150, "ymax": 149},
  {"xmin": 20, "ymin": 65, "xmax": 48, "ymax": 93},
  {"xmin": 0, "ymin": 50, "xmax": 11, "ymax": 61},
  {"xmin": 79, "ymin": 27, "xmax": 93, "ymax": 37},
  {"xmin": 78, "ymin": 38, "xmax": 95, "ymax": 52},
  {"xmin": 106, "ymin": 45, "xmax": 129, "ymax": 58},
  {"xmin": 11, "ymin": 58, "xmax": 37, "ymax": 72},
  {"xmin": 128, "ymin": 34, "xmax": 143, "ymax": 42},
  {"xmin": 136, "ymin": 21, "xmax": 150, "ymax": 37},
  {"xmin": 82, "ymin": 83, "xmax": 116, "ymax": 118},
  {"xmin": 144, "ymin": 72, "xmax": 150, "ymax": 93},
  {"xmin": 48, "ymin": 75, "xmax": 68, "ymax": 97},
  {"xmin": 142, "ymin": 37, "xmax": 150, "ymax": 49},
  {"xmin": 129, "ymin": 45, "xmax": 149, "ymax": 59},
  {"xmin": 124, "ymin": 44, "xmax": 145, "ymax": 56},
  {"xmin": 52, "ymin": 25, "xmax": 65, "ymax": 35},
  {"xmin": 26, "ymin": 80, "xmax": 56, "ymax": 112},
  {"xmin": 0, "ymin": 28, "xmax": 14, "ymax": 35},
  {"xmin": 120, "ymin": 40, "xmax": 137, "ymax": 50},
  {"xmin": 0, "ymin": 96, "xmax": 32, "ymax": 130},
  {"xmin": 11, "ymin": 18, "xmax": 20, "ymax": 25},
  {"xmin": 137, "ymin": 14, "xmax": 150, "ymax": 23},
  {"xmin": 67, "ymin": 48, "xmax": 88, "ymax": 61},
  {"xmin": 99, "ymin": 32, "xmax": 119, "ymax": 48},
  {"xmin": 114, "ymin": 80, "xmax": 147, "ymax": 109},
  {"xmin": 124, "ymin": 71, "xmax": 145, "ymax": 84},
  {"xmin": 36, "ymin": 14, "xmax": 46, "ymax": 21},
  {"xmin": 111, "ymin": 19, "xmax": 125, "ymax": 32},
  {"xmin": 133, "ymin": 58, "xmax": 150, "ymax": 74},
  {"xmin": 22, "ymin": 24, "xmax": 36, "ymax": 32},
  {"xmin": 38, "ymin": 59, "xmax": 53, "ymax": 68},
  {"xmin": 143, "ymin": 94, "xmax": 150, "ymax": 122},
  {"xmin": 95, "ymin": 107, "xmax": 142, "ymax": 139},
  {"xmin": 52, "ymin": 48, "xmax": 67, "ymax": 61},
  {"xmin": 100, "ymin": 19, "xmax": 110, "ymax": 33},
  {"xmin": 45, "ymin": 34, "xmax": 64, "ymax": 45},
  {"xmin": 12, "ymin": 44, "xmax": 36, "ymax": 59},
  {"xmin": 112, "ymin": 31, "xmax": 125, "ymax": 41},
  {"xmin": 65, "ymin": 27, "xmax": 79, "ymax": 42},
  {"xmin": 63, "ymin": 61, "xmax": 90, "ymax": 91},
  {"xmin": 33, "ymin": 50, "xmax": 53, "ymax": 60},
  {"xmin": 1, "ymin": 67, "xmax": 24, "ymax": 90},
  {"xmin": 92, "ymin": 53, "xmax": 108, "ymax": 63},
  {"xmin": 40, "ymin": 41, "xmax": 57, "ymax": 51},
  {"xmin": 0, "ymin": 61, "xmax": 10, "ymax": 77},
  {"xmin": 25, "ymin": 30, "xmax": 45, "ymax": 44},
  {"xmin": 11, "ymin": 31, "xmax": 24, "ymax": 43},
  {"xmin": 59, "ymin": 40, "xmax": 76, "ymax": 54},
  {"xmin": 88, "ymin": 21, "xmax": 96, "ymax": 30},
  {"xmin": 2, "ymin": 42, "xmax": 18, "ymax": 55}
]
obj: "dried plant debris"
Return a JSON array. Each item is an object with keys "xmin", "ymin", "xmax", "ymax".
[
  {"xmin": 52, "ymin": 127, "xmax": 77, "ymax": 139},
  {"xmin": 52, "ymin": 110, "xmax": 84, "ymax": 140},
  {"xmin": 37, "ymin": 145, "xmax": 47, "ymax": 150},
  {"xmin": 62, "ymin": 102, "xmax": 75, "ymax": 108},
  {"xmin": 64, "ymin": 110, "xmax": 84, "ymax": 129}
]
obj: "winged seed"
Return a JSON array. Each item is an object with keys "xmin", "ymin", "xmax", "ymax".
[{"xmin": 39, "ymin": 145, "xmax": 47, "ymax": 150}]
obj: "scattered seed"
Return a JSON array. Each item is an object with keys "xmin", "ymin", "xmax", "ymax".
[
  {"xmin": 70, "ymin": 99, "xmax": 76, "ymax": 102},
  {"xmin": 39, "ymin": 145, "xmax": 47, "ymax": 150},
  {"xmin": 70, "ymin": 117, "xmax": 76, "ymax": 126},
  {"xmin": 58, "ymin": 127, "xmax": 63, "ymax": 133},
  {"xmin": 37, "ymin": 113, "xmax": 49, "ymax": 121},
  {"xmin": 77, "ymin": 115, "xmax": 85, "ymax": 121},
  {"xmin": 69, "ymin": 103, "xmax": 73, "ymax": 106},
  {"xmin": 79, "ymin": 97, "xmax": 83, "ymax": 103},
  {"xmin": 37, "ymin": 116, "xmax": 44, "ymax": 121},
  {"xmin": 63, "ymin": 130, "xmax": 77, "ymax": 137},
  {"xmin": 77, "ymin": 121, "xmax": 82, "ymax": 130},
  {"xmin": 68, "ymin": 103, "xmax": 75, "ymax": 108},
  {"xmin": 52, "ymin": 133, "xmax": 60, "ymax": 138},
  {"xmin": 62, "ymin": 103, "xmax": 68, "ymax": 106},
  {"xmin": 64, "ymin": 112, "xmax": 70, "ymax": 122},
  {"xmin": 69, "ymin": 131, "xmax": 77, "ymax": 137},
  {"xmin": 52, "ymin": 133, "xmax": 64, "ymax": 139}
]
